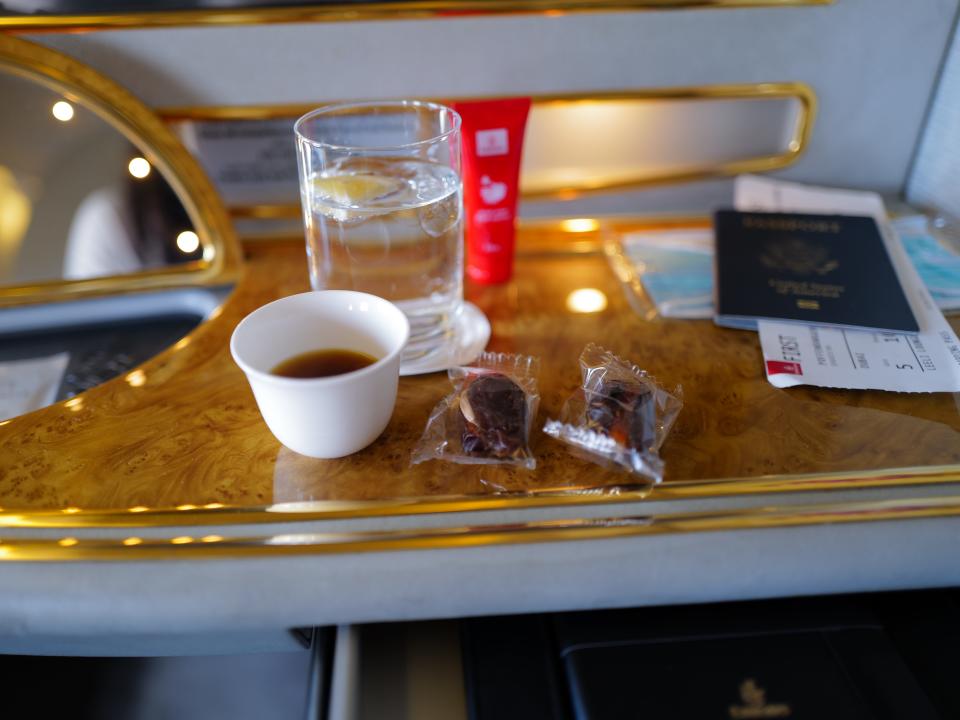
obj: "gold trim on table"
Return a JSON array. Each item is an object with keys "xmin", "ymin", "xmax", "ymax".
[
  {"xmin": 0, "ymin": 1, "xmax": 835, "ymax": 33},
  {"xmin": 159, "ymin": 82, "xmax": 816, "ymax": 215},
  {"xmin": 0, "ymin": 493, "xmax": 956, "ymax": 563},
  {"xmin": 0, "ymin": 464, "xmax": 956, "ymax": 529},
  {"xmin": 0, "ymin": 35, "xmax": 241, "ymax": 307}
]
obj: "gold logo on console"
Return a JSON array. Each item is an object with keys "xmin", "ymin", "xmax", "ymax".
[
  {"xmin": 728, "ymin": 678, "xmax": 792, "ymax": 719},
  {"xmin": 760, "ymin": 239, "xmax": 839, "ymax": 276}
]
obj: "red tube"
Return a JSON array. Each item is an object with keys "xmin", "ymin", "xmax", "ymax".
[{"xmin": 453, "ymin": 97, "xmax": 531, "ymax": 285}]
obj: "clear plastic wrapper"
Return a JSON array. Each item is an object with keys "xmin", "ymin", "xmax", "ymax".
[
  {"xmin": 543, "ymin": 344, "xmax": 682, "ymax": 483},
  {"xmin": 412, "ymin": 352, "xmax": 540, "ymax": 469}
]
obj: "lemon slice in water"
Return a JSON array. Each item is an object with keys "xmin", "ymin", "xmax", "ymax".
[{"xmin": 312, "ymin": 173, "xmax": 405, "ymax": 207}]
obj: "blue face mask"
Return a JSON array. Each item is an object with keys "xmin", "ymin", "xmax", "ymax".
[
  {"xmin": 620, "ymin": 232, "xmax": 715, "ymax": 318},
  {"xmin": 892, "ymin": 217, "xmax": 960, "ymax": 311}
]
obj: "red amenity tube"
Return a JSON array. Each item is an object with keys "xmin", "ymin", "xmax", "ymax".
[{"xmin": 453, "ymin": 97, "xmax": 531, "ymax": 285}]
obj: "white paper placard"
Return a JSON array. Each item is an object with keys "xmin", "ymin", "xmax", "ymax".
[{"xmin": 0, "ymin": 353, "xmax": 70, "ymax": 420}]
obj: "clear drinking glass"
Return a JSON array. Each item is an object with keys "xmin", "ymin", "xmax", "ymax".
[{"xmin": 295, "ymin": 101, "xmax": 463, "ymax": 364}]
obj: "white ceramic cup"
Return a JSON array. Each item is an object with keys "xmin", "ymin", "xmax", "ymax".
[{"xmin": 230, "ymin": 290, "xmax": 410, "ymax": 458}]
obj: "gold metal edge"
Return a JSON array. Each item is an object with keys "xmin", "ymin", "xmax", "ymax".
[
  {"xmin": 0, "ymin": 1, "xmax": 835, "ymax": 33},
  {"xmin": 523, "ymin": 81, "xmax": 817, "ymax": 201},
  {"xmin": 157, "ymin": 82, "xmax": 816, "ymax": 211},
  {"xmin": 230, "ymin": 204, "xmax": 302, "ymax": 221},
  {"xmin": 2, "ymin": 493, "xmax": 957, "ymax": 563},
  {"xmin": 236, "ymin": 213, "xmax": 713, "ymax": 244},
  {"xmin": 158, "ymin": 83, "xmax": 817, "ymax": 121},
  {"xmin": 1, "ymin": 464, "xmax": 958, "ymax": 529},
  {"xmin": 0, "ymin": 35, "xmax": 242, "ymax": 308}
]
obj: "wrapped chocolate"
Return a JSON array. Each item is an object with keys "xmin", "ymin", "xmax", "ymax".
[
  {"xmin": 412, "ymin": 352, "xmax": 540, "ymax": 469},
  {"xmin": 543, "ymin": 344, "xmax": 681, "ymax": 483}
]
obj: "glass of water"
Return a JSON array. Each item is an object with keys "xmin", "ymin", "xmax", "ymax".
[{"xmin": 294, "ymin": 101, "xmax": 463, "ymax": 364}]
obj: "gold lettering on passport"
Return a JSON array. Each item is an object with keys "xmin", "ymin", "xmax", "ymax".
[
  {"xmin": 760, "ymin": 239, "xmax": 839, "ymax": 276},
  {"xmin": 744, "ymin": 216, "xmax": 841, "ymax": 234},
  {"xmin": 796, "ymin": 299, "xmax": 820, "ymax": 310},
  {"xmin": 768, "ymin": 279, "xmax": 844, "ymax": 300},
  {"xmin": 728, "ymin": 678, "xmax": 792, "ymax": 719}
]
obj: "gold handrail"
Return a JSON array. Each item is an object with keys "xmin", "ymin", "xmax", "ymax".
[
  {"xmin": 158, "ymin": 82, "xmax": 816, "ymax": 213},
  {"xmin": 0, "ymin": 1, "xmax": 834, "ymax": 34},
  {"xmin": 0, "ymin": 492, "xmax": 957, "ymax": 562}
]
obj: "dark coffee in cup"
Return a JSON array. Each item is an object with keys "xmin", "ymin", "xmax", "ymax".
[{"xmin": 271, "ymin": 349, "xmax": 377, "ymax": 379}]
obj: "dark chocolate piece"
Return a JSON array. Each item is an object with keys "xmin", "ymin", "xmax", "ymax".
[
  {"xmin": 459, "ymin": 373, "xmax": 527, "ymax": 458},
  {"xmin": 585, "ymin": 379, "xmax": 656, "ymax": 450}
]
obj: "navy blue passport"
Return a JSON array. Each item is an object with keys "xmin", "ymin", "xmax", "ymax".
[{"xmin": 713, "ymin": 210, "xmax": 919, "ymax": 333}]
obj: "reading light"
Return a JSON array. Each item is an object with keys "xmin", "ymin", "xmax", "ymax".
[
  {"xmin": 52, "ymin": 101, "xmax": 74, "ymax": 122},
  {"xmin": 566, "ymin": 288, "xmax": 608, "ymax": 314},
  {"xmin": 176, "ymin": 230, "xmax": 200, "ymax": 254},
  {"xmin": 64, "ymin": 397, "xmax": 84, "ymax": 412},
  {"xmin": 128, "ymin": 157, "xmax": 151, "ymax": 179},
  {"xmin": 561, "ymin": 218, "xmax": 600, "ymax": 233},
  {"xmin": 0, "ymin": 167, "xmax": 31, "ymax": 255}
]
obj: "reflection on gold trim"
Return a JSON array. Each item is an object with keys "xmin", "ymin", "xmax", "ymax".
[
  {"xmin": 0, "ymin": 35, "xmax": 241, "ymax": 308},
  {"xmin": 561, "ymin": 218, "xmax": 601, "ymax": 233},
  {"xmin": 238, "ymin": 212, "xmax": 697, "ymax": 245},
  {"xmin": 230, "ymin": 204, "xmax": 302, "ymax": 221},
  {"xmin": 566, "ymin": 287, "xmax": 608, "ymax": 313},
  {"xmin": 0, "ymin": 464, "xmax": 957, "ymax": 529},
  {"xmin": 1, "ymin": 493, "xmax": 957, "ymax": 563},
  {"xmin": 51, "ymin": 99, "xmax": 73, "ymax": 121},
  {"xmin": 160, "ymin": 83, "xmax": 816, "ymax": 210},
  {"xmin": 529, "ymin": 84, "xmax": 816, "ymax": 201},
  {"xmin": 0, "ymin": 1, "xmax": 835, "ymax": 33}
]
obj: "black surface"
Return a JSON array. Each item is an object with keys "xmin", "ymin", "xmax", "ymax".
[
  {"xmin": 462, "ymin": 592, "xmax": 960, "ymax": 720},
  {"xmin": 552, "ymin": 595, "xmax": 877, "ymax": 647},
  {"xmin": 0, "ymin": 655, "xmax": 143, "ymax": 718},
  {"xmin": 462, "ymin": 615, "xmax": 571, "ymax": 720},
  {"xmin": 555, "ymin": 598, "xmax": 941, "ymax": 720},
  {"xmin": 875, "ymin": 591, "xmax": 960, "ymax": 719},
  {"xmin": 0, "ymin": 315, "xmax": 200, "ymax": 401},
  {"xmin": 714, "ymin": 210, "xmax": 918, "ymax": 332},
  {"xmin": 565, "ymin": 633, "xmax": 878, "ymax": 719},
  {"xmin": 0, "ymin": 651, "xmax": 313, "ymax": 719}
]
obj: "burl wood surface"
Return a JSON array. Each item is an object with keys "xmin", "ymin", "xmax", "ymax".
[{"xmin": 1, "ymin": 225, "xmax": 958, "ymax": 511}]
